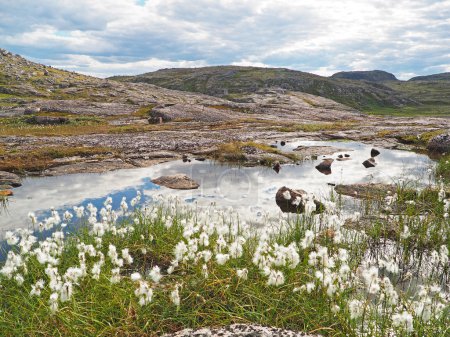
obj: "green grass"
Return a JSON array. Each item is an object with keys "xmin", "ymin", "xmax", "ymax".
[{"xmin": 365, "ymin": 104, "xmax": 450, "ymax": 116}]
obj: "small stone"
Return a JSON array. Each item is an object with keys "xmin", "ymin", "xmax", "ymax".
[
  {"xmin": 315, "ymin": 158, "xmax": 334, "ymax": 175},
  {"xmin": 371, "ymin": 148, "xmax": 380, "ymax": 157},
  {"xmin": 151, "ymin": 174, "xmax": 199, "ymax": 190},
  {"xmin": 362, "ymin": 157, "xmax": 377, "ymax": 168}
]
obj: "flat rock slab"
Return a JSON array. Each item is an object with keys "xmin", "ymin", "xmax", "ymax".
[
  {"xmin": 0, "ymin": 171, "xmax": 21, "ymax": 187},
  {"xmin": 152, "ymin": 174, "xmax": 199, "ymax": 190},
  {"xmin": 162, "ymin": 324, "xmax": 321, "ymax": 337},
  {"xmin": 335, "ymin": 183, "xmax": 396, "ymax": 199},
  {"xmin": 293, "ymin": 145, "xmax": 352, "ymax": 157}
]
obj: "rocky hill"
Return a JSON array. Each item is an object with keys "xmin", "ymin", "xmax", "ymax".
[
  {"xmin": 408, "ymin": 72, "xmax": 450, "ymax": 82},
  {"xmin": 110, "ymin": 66, "xmax": 414, "ymax": 110},
  {"xmin": 330, "ymin": 70, "xmax": 398, "ymax": 82}
]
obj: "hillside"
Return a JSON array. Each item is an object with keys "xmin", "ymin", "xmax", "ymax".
[
  {"xmin": 408, "ymin": 72, "xmax": 450, "ymax": 82},
  {"xmin": 330, "ymin": 70, "xmax": 398, "ymax": 82},
  {"xmin": 110, "ymin": 66, "xmax": 414, "ymax": 110}
]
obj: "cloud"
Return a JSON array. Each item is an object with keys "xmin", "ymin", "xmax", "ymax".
[{"xmin": 0, "ymin": 0, "xmax": 449, "ymax": 78}]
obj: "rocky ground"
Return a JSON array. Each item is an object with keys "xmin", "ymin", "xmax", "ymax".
[{"xmin": 1, "ymin": 49, "xmax": 449, "ymax": 178}]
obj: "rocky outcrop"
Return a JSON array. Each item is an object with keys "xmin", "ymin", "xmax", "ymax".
[
  {"xmin": 152, "ymin": 174, "xmax": 200, "ymax": 190},
  {"xmin": 275, "ymin": 186, "xmax": 324, "ymax": 214},
  {"xmin": 0, "ymin": 171, "xmax": 21, "ymax": 187},
  {"xmin": 427, "ymin": 132, "xmax": 450, "ymax": 153}
]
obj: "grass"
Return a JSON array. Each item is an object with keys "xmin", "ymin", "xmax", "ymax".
[
  {"xmin": 436, "ymin": 155, "xmax": 450, "ymax": 183},
  {"xmin": 0, "ymin": 177, "xmax": 448, "ymax": 336},
  {"xmin": 213, "ymin": 141, "xmax": 298, "ymax": 164},
  {"xmin": 276, "ymin": 121, "xmax": 356, "ymax": 133},
  {"xmin": 0, "ymin": 146, "xmax": 116, "ymax": 173}
]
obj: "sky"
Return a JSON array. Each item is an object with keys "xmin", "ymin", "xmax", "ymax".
[{"xmin": 0, "ymin": 0, "xmax": 449, "ymax": 79}]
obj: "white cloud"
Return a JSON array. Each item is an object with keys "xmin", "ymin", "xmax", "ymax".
[{"xmin": 0, "ymin": 0, "xmax": 449, "ymax": 78}]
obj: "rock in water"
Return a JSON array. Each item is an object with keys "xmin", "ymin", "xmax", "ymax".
[
  {"xmin": 371, "ymin": 148, "xmax": 380, "ymax": 157},
  {"xmin": 275, "ymin": 186, "xmax": 325, "ymax": 214},
  {"xmin": 272, "ymin": 161, "xmax": 281, "ymax": 173},
  {"xmin": 151, "ymin": 174, "xmax": 199, "ymax": 190},
  {"xmin": 0, "ymin": 171, "xmax": 22, "ymax": 187},
  {"xmin": 427, "ymin": 132, "xmax": 450, "ymax": 153},
  {"xmin": 315, "ymin": 158, "xmax": 333, "ymax": 175},
  {"xmin": 362, "ymin": 158, "xmax": 377, "ymax": 168}
]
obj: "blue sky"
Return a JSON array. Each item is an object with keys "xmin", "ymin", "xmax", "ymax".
[{"xmin": 0, "ymin": 0, "xmax": 449, "ymax": 79}]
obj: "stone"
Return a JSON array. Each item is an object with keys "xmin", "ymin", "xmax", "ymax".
[
  {"xmin": 370, "ymin": 148, "xmax": 380, "ymax": 157},
  {"xmin": 162, "ymin": 324, "xmax": 322, "ymax": 337},
  {"xmin": 280, "ymin": 141, "xmax": 286, "ymax": 146},
  {"xmin": 427, "ymin": 132, "xmax": 450, "ymax": 153},
  {"xmin": 26, "ymin": 116, "xmax": 69, "ymax": 125},
  {"xmin": 0, "ymin": 171, "xmax": 21, "ymax": 187},
  {"xmin": 362, "ymin": 157, "xmax": 377, "ymax": 168},
  {"xmin": 335, "ymin": 183, "xmax": 396, "ymax": 199},
  {"xmin": 275, "ymin": 186, "xmax": 325, "ymax": 214},
  {"xmin": 315, "ymin": 158, "xmax": 333, "ymax": 175},
  {"xmin": 195, "ymin": 157, "xmax": 206, "ymax": 162},
  {"xmin": 151, "ymin": 174, "xmax": 200, "ymax": 190},
  {"xmin": 272, "ymin": 161, "xmax": 281, "ymax": 173},
  {"xmin": 23, "ymin": 107, "xmax": 41, "ymax": 115}
]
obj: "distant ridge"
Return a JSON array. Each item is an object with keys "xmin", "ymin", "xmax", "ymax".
[
  {"xmin": 409, "ymin": 72, "xmax": 450, "ymax": 82},
  {"xmin": 110, "ymin": 66, "xmax": 413, "ymax": 110},
  {"xmin": 331, "ymin": 70, "xmax": 398, "ymax": 82}
]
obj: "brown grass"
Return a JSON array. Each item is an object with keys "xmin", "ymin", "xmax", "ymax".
[{"xmin": 0, "ymin": 146, "xmax": 116, "ymax": 173}]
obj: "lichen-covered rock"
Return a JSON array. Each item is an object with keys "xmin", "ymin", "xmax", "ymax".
[
  {"xmin": 427, "ymin": 132, "xmax": 450, "ymax": 153},
  {"xmin": 152, "ymin": 174, "xmax": 199, "ymax": 190},
  {"xmin": 275, "ymin": 186, "xmax": 324, "ymax": 214},
  {"xmin": 0, "ymin": 171, "xmax": 21, "ymax": 187},
  {"xmin": 162, "ymin": 323, "xmax": 322, "ymax": 337}
]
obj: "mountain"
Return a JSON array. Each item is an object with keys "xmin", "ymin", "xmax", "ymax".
[
  {"xmin": 408, "ymin": 72, "xmax": 450, "ymax": 82},
  {"xmin": 330, "ymin": 70, "xmax": 398, "ymax": 82},
  {"xmin": 110, "ymin": 66, "xmax": 414, "ymax": 110}
]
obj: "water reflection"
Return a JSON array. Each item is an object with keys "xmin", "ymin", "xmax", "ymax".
[{"xmin": 0, "ymin": 141, "xmax": 435, "ymax": 234}]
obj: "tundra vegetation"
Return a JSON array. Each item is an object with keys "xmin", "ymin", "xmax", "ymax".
[{"xmin": 0, "ymin": 170, "xmax": 448, "ymax": 336}]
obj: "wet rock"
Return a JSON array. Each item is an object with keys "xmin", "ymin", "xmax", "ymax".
[
  {"xmin": 182, "ymin": 154, "xmax": 189, "ymax": 162},
  {"xmin": 195, "ymin": 157, "xmax": 206, "ymax": 161},
  {"xmin": 335, "ymin": 183, "xmax": 396, "ymax": 199},
  {"xmin": 272, "ymin": 161, "xmax": 281, "ymax": 173},
  {"xmin": 0, "ymin": 171, "xmax": 21, "ymax": 187},
  {"xmin": 26, "ymin": 116, "xmax": 69, "ymax": 125},
  {"xmin": 371, "ymin": 148, "xmax": 380, "ymax": 157},
  {"xmin": 162, "ymin": 324, "xmax": 322, "ymax": 337},
  {"xmin": 338, "ymin": 154, "xmax": 343, "ymax": 159},
  {"xmin": 152, "ymin": 174, "xmax": 199, "ymax": 190},
  {"xmin": 427, "ymin": 132, "xmax": 450, "ymax": 153},
  {"xmin": 362, "ymin": 157, "xmax": 377, "ymax": 168},
  {"xmin": 275, "ymin": 186, "xmax": 325, "ymax": 214},
  {"xmin": 344, "ymin": 153, "xmax": 350, "ymax": 157},
  {"xmin": 315, "ymin": 158, "xmax": 333, "ymax": 175},
  {"xmin": 0, "ymin": 190, "xmax": 13, "ymax": 197},
  {"xmin": 293, "ymin": 146, "xmax": 351, "ymax": 157},
  {"xmin": 280, "ymin": 141, "xmax": 286, "ymax": 146}
]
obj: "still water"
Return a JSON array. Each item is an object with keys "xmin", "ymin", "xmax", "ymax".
[{"xmin": 0, "ymin": 141, "xmax": 435, "ymax": 234}]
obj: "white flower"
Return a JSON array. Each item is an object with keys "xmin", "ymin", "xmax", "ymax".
[
  {"xmin": 49, "ymin": 292, "xmax": 59, "ymax": 313},
  {"xmin": 148, "ymin": 266, "xmax": 162, "ymax": 283},
  {"xmin": 216, "ymin": 253, "xmax": 230, "ymax": 265},
  {"xmin": 282, "ymin": 190, "xmax": 291, "ymax": 200},
  {"xmin": 349, "ymin": 299, "xmax": 364, "ymax": 319},
  {"xmin": 392, "ymin": 311, "xmax": 414, "ymax": 332},
  {"xmin": 236, "ymin": 268, "xmax": 248, "ymax": 280},
  {"xmin": 60, "ymin": 282, "xmax": 73, "ymax": 302},
  {"xmin": 170, "ymin": 285, "xmax": 181, "ymax": 306},
  {"xmin": 267, "ymin": 270, "xmax": 284, "ymax": 286},
  {"xmin": 134, "ymin": 281, "xmax": 153, "ymax": 306},
  {"xmin": 130, "ymin": 272, "xmax": 141, "ymax": 281},
  {"xmin": 110, "ymin": 268, "xmax": 121, "ymax": 284},
  {"xmin": 30, "ymin": 279, "xmax": 45, "ymax": 297}
]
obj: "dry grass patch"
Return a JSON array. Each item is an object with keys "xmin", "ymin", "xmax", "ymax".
[{"xmin": 0, "ymin": 146, "xmax": 116, "ymax": 173}]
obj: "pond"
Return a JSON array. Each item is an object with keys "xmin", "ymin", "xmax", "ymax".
[{"xmin": 0, "ymin": 141, "xmax": 435, "ymax": 235}]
